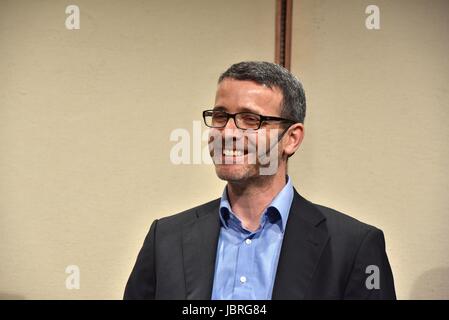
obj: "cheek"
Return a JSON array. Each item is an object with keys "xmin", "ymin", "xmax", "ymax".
[
  {"xmin": 244, "ymin": 130, "xmax": 257, "ymax": 153},
  {"xmin": 254, "ymin": 129, "xmax": 276, "ymax": 153},
  {"xmin": 208, "ymin": 128, "xmax": 222, "ymax": 153},
  {"xmin": 208, "ymin": 128, "xmax": 221, "ymax": 142}
]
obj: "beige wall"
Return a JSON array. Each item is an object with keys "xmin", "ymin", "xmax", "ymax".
[
  {"xmin": 291, "ymin": 0, "xmax": 449, "ymax": 299},
  {"xmin": 0, "ymin": 0, "xmax": 447, "ymax": 300},
  {"xmin": 0, "ymin": 0, "xmax": 274, "ymax": 299}
]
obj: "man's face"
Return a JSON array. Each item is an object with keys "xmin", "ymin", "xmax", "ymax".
[{"xmin": 209, "ymin": 78, "xmax": 285, "ymax": 183}]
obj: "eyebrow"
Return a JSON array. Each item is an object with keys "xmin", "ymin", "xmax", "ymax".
[{"xmin": 213, "ymin": 105, "xmax": 262, "ymax": 114}]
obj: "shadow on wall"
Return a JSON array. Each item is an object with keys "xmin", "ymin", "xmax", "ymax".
[
  {"xmin": 0, "ymin": 292, "xmax": 26, "ymax": 300},
  {"xmin": 409, "ymin": 267, "xmax": 449, "ymax": 299}
]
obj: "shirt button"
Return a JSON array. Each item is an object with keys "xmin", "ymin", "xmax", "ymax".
[
  {"xmin": 245, "ymin": 239, "xmax": 252, "ymax": 245},
  {"xmin": 240, "ymin": 276, "xmax": 247, "ymax": 284}
]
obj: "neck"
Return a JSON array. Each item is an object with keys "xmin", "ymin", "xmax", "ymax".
[{"xmin": 226, "ymin": 172, "xmax": 287, "ymax": 232}]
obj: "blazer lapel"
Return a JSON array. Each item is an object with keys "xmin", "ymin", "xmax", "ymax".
[
  {"xmin": 272, "ymin": 189, "xmax": 329, "ymax": 299},
  {"xmin": 182, "ymin": 199, "xmax": 221, "ymax": 299}
]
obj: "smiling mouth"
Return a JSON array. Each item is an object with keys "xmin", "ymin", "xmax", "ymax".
[
  {"xmin": 218, "ymin": 148, "xmax": 255, "ymax": 165},
  {"xmin": 222, "ymin": 149, "xmax": 244, "ymax": 157}
]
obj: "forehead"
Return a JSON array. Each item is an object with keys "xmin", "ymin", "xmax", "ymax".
[{"xmin": 215, "ymin": 79, "xmax": 283, "ymax": 114}]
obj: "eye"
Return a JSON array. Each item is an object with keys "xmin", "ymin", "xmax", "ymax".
[
  {"xmin": 241, "ymin": 114, "xmax": 260, "ymax": 123},
  {"xmin": 212, "ymin": 112, "xmax": 227, "ymax": 121}
]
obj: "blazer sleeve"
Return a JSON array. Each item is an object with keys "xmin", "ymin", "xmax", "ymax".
[
  {"xmin": 123, "ymin": 219, "xmax": 158, "ymax": 300},
  {"xmin": 343, "ymin": 228, "xmax": 396, "ymax": 299}
]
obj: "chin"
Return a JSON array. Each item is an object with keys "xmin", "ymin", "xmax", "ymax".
[{"xmin": 214, "ymin": 164, "xmax": 258, "ymax": 182}]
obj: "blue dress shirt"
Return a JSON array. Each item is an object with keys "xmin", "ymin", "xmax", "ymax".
[{"xmin": 211, "ymin": 177, "xmax": 294, "ymax": 300}]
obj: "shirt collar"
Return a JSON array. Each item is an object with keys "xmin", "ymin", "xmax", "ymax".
[{"xmin": 219, "ymin": 176, "xmax": 294, "ymax": 233}]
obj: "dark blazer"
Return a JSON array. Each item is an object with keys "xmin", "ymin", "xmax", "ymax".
[{"xmin": 124, "ymin": 189, "xmax": 396, "ymax": 299}]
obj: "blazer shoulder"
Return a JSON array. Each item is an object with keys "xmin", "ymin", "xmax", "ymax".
[
  {"xmin": 156, "ymin": 197, "xmax": 221, "ymax": 228},
  {"xmin": 312, "ymin": 203, "xmax": 381, "ymax": 238}
]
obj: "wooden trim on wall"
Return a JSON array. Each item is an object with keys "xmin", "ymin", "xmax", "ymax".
[{"xmin": 275, "ymin": 0, "xmax": 293, "ymax": 70}]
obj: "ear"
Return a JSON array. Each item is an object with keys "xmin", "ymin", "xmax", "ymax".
[{"xmin": 283, "ymin": 123, "xmax": 305, "ymax": 158}]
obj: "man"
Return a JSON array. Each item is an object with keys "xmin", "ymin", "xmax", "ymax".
[{"xmin": 124, "ymin": 61, "xmax": 396, "ymax": 300}]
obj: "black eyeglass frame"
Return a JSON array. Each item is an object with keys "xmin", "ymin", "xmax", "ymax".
[{"xmin": 202, "ymin": 109, "xmax": 298, "ymax": 130}]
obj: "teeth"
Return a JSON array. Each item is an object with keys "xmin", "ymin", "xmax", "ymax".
[{"xmin": 223, "ymin": 149, "xmax": 243, "ymax": 156}]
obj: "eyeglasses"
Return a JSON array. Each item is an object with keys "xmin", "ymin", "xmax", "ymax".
[{"xmin": 202, "ymin": 109, "xmax": 297, "ymax": 130}]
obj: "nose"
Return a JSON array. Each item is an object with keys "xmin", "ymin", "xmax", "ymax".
[
  {"xmin": 222, "ymin": 116, "xmax": 245, "ymax": 148},
  {"xmin": 224, "ymin": 115, "xmax": 238, "ymax": 130}
]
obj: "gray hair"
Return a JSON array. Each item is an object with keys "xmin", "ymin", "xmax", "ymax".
[{"xmin": 218, "ymin": 61, "xmax": 306, "ymax": 123}]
